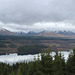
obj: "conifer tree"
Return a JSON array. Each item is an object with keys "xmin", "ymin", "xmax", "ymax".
[
  {"xmin": 53, "ymin": 51, "xmax": 65, "ymax": 75},
  {"xmin": 10, "ymin": 71, "xmax": 15, "ymax": 75},
  {"xmin": 3, "ymin": 64, "xmax": 9, "ymax": 75},
  {"xmin": 41, "ymin": 50, "xmax": 53, "ymax": 75},
  {"xmin": 20, "ymin": 62, "xmax": 28, "ymax": 75},
  {"xmin": 0, "ymin": 63, "xmax": 3, "ymax": 75},
  {"xmin": 17, "ymin": 68, "xmax": 22, "ymax": 75},
  {"xmin": 27, "ymin": 62, "xmax": 35, "ymax": 75},
  {"xmin": 66, "ymin": 48, "xmax": 75, "ymax": 75}
]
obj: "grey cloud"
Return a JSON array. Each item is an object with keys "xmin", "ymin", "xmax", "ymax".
[{"xmin": 0, "ymin": 0, "xmax": 75, "ymax": 25}]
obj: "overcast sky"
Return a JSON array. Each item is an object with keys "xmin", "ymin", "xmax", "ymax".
[{"xmin": 0, "ymin": 0, "xmax": 75, "ymax": 32}]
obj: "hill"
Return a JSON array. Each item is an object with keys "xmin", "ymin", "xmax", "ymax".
[
  {"xmin": 36, "ymin": 31, "xmax": 67, "ymax": 37},
  {"xmin": 0, "ymin": 28, "xmax": 18, "ymax": 35}
]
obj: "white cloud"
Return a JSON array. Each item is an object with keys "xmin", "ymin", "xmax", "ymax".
[
  {"xmin": 0, "ymin": 0, "xmax": 75, "ymax": 32},
  {"xmin": 0, "ymin": 21, "xmax": 75, "ymax": 32}
]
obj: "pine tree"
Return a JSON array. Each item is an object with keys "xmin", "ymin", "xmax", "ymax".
[
  {"xmin": 53, "ymin": 51, "xmax": 65, "ymax": 75},
  {"xmin": 3, "ymin": 64, "xmax": 9, "ymax": 75},
  {"xmin": 33, "ymin": 54, "xmax": 44, "ymax": 75},
  {"xmin": 0, "ymin": 63, "xmax": 3, "ymax": 75},
  {"xmin": 27, "ymin": 62, "xmax": 35, "ymax": 75},
  {"xmin": 20, "ymin": 62, "xmax": 28, "ymax": 75},
  {"xmin": 66, "ymin": 48, "xmax": 75, "ymax": 75},
  {"xmin": 17, "ymin": 68, "xmax": 22, "ymax": 75},
  {"xmin": 10, "ymin": 71, "xmax": 15, "ymax": 75},
  {"xmin": 41, "ymin": 50, "xmax": 53, "ymax": 75}
]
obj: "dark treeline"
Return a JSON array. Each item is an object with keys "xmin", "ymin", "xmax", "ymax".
[
  {"xmin": 0, "ymin": 49, "xmax": 75, "ymax": 75},
  {"xmin": 18, "ymin": 45, "xmax": 48, "ymax": 55},
  {"xmin": 0, "ymin": 35, "xmax": 73, "ymax": 41}
]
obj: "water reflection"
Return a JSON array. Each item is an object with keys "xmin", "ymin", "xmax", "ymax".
[{"xmin": 0, "ymin": 51, "xmax": 70, "ymax": 65}]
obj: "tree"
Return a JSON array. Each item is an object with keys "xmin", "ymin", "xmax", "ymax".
[
  {"xmin": 27, "ymin": 62, "xmax": 35, "ymax": 75},
  {"xmin": 66, "ymin": 48, "xmax": 75, "ymax": 75},
  {"xmin": 17, "ymin": 68, "xmax": 22, "ymax": 75},
  {"xmin": 53, "ymin": 51, "xmax": 65, "ymax": 75},
  {"xmin": 41, "ymin": 50, "xmax": 54, "ymax": 75},
  {"xmin": 10, "ymin": 71, "xmax": 15, "ymax": 75},
  {"xmin": 3, "ymin": 64, "xmax": 9, "ymax": 75},
  {"xmin": 20, "ymin": 62, "xmax": 28, "ymax": 75}
]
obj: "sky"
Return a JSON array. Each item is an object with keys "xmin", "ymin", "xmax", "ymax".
[{"xmin": 0, "ymin": 0, "xmax": 75, "ymax": 32}]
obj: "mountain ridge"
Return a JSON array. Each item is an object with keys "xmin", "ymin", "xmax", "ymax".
[
  {"xmin": 0, "ymin": 28, "xmax": 75, "ymax": 38},
  {"xmin": 0, "ymin": 28, "xmax": 18, "ymax": 35}
]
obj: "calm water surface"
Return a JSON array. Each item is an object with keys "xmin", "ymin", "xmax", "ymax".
[{"xmin": 0, "ymin": 51, "xmax": 70, "ymax": 65}]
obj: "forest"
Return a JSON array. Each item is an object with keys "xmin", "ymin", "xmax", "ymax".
[
  {"xmin": 0, "ymin": 35, "xmax": 75, "ymax": 55},
  {"xmin": 18, "ymin": 45, "xmax": 48, "ymax": 55},
  {"xmin": 0, "ymin": 48, "xmax": 75, "ymax": 75}
]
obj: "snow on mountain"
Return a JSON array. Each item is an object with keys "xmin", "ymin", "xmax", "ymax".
[
  {"xmin": 55, "ymin": 30, "xmax": 75, "ymax": 35},
  {"xmin": 0, "ymin": 28, "xmax": 17, "ymax": 35},
  {"xmin": 0, "ymin": 27, "xmax": 75, "ymax": 38},
  {"xmin": 0, "ymin": 27, "xmax": 6, "ymax": 31}
]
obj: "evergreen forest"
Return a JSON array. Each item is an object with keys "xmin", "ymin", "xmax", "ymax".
[{"xmin": 0, "ymin": 49, "xmax": 75, "ymax": 75}]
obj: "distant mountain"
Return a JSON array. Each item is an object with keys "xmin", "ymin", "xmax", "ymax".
[
  {"xmin": 17, "ymin": 30, "xmax": 75, "ymax": 38},
  {"xmin": 17, "ymin": 31, "xmax": 46, "ymax": 36},
  {"xmin": 16, "ymin": 31, "xmax": 37, "ymax": 36},
  {"xmin": 54, "ymin": 30, "xmax": 75, "ymax": 38},
  {"xmin": 26, "ymin": 31, "xmax": 38, "ymax": 36},
  {"xmin": 16, "ymin": 32, "xmax": 26, "ymax": 36},
  {"xmin": 1, "ymin": 27, "xmax": 75, "ymax": 38},
  {"xmin": 26, "ymin": 31, "xmax": 46, "ymax": 36},
  {"xmin": 36, "ymin": 31, "xmax": 66, "ymax": 37},
  {"xmin": 56, "ymin": 30, "xmax": 75, "ymax": 35},
  {"xmin": 0, "ymin": 28, "xmax": 17, "ymax": 35}
]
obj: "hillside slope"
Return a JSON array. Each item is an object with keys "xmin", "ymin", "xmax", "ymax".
[
  {"xmin": 36, "ymin": 31, "xmax": 67, "ymax": 37},
  {"xmin": 0, "ymin": 28, "xmax": 17, "ymax": 35}
]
